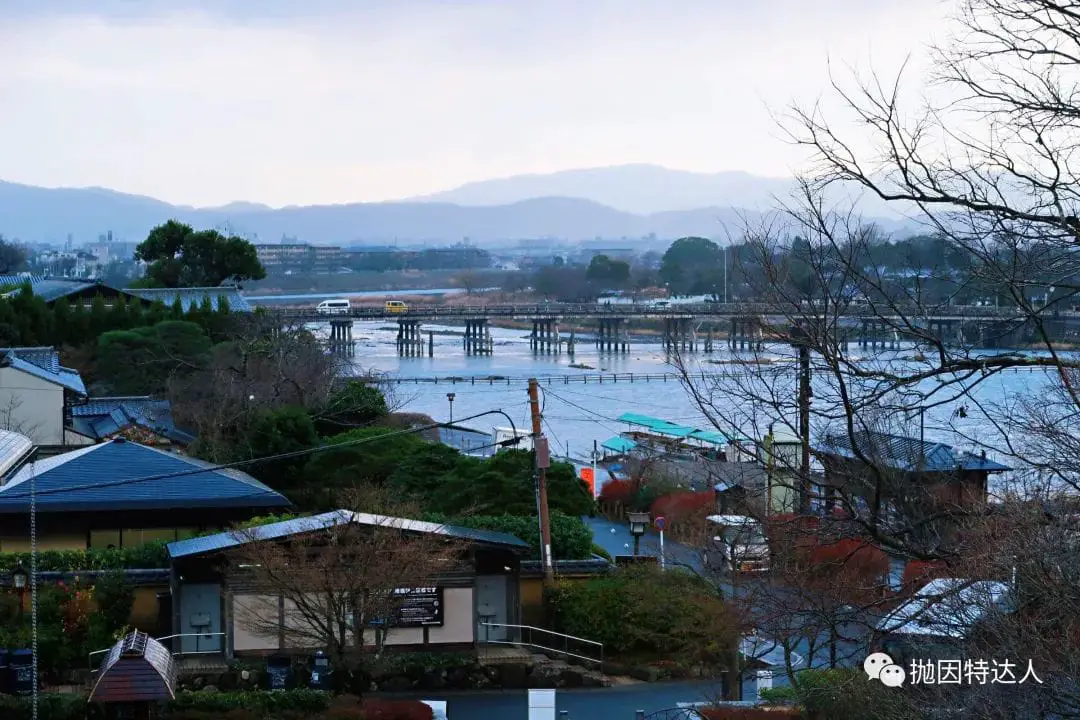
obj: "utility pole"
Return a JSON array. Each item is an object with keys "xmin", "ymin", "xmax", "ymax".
[
  {"xmin": 791, "ymin": 323, "xmax": 813, "ymax": 515},
  {"xmin": 528, "ymin": 379, "xmax": 555, "ymax": 585}
]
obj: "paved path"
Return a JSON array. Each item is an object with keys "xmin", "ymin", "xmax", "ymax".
[{"xmin": 400, "ymin": 680, "xmax": 722, "ymax": 718}]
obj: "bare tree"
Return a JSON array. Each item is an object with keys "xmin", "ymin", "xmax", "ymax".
[
  {"xmin": 227, "ymin": 489, "xmax": 467, "ymax": 694},
  {"xmin": 0, "ymin": 236, "xmax": 27, "ymax": 275},
  {"xmin": 669, "ymin": 2, "xmax": 1080, "ymax": 715}
]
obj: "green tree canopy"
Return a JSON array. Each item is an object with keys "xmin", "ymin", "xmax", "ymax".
[
  {"xmin": 586, "ymin": 254, "xmax": 631, "ymax": 288},
  {"xmin": 313, "ymin": 380, "xmax": 389, "ymax": 435},
  {"xmin": 96, "ymin": 320, "xmax": 211, "ymax": 395},
  {"xmin": 659, "ymin": 236, "xmax": 724, "ymax": 296},
  {"xmin": 135, "ymin": 220, "xmax": 266, "ymax": 288}
]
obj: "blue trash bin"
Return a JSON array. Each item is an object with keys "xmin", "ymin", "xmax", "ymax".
[{"xmin": 9, "ymin": 650, "xmax": 33, "ymax": 696}]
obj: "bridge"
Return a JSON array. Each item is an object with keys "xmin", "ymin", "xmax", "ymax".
[{"xmin": 261, "ymin": 301, "xmax": 1065, "ymax": 357}]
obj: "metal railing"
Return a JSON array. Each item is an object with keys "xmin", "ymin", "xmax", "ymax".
[
  {"xmin": 87, "ymin": 632, "xmax": 226, "ymax": 673},
  {"xmin": 481, "ymin": 622, "xmax": 603, "ymax": 668}
]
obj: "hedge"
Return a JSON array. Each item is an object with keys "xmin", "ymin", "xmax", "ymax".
[
  {"xmin": 424, "ymin": 511, "xmax": 593, "ymax": 560},
  {"xmin": 0, "ymin": 543, "xmax": 169, "ymax": 572},
  {"xmin": 166, "ymin": 689, "xmax": 332, "ymax": 717},
  {"xmin": 0, "ymin": 694, "xmax": 101, "ymax": 720}
]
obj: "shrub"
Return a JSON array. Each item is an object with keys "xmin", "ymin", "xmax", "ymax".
[
  {"xmin": 547, "ymin": 565, "xmax": 738, "ymax": 663},
  {"xmin": 356, "ymin": 699, "xmax": 434, "ymax": 720},
  {"xmin": 698, "ymin": 708, "xmax": 802, "ymax": 720},
  {"xmin": 0, "ymin": 543, "xmax": 169, "ymax": 572},
  {"xmin": 166, "ymin": 689, "xmax": 332, "ymax": 717},
  {"xmin": 793, "ymin": 669, "xmax": 919, "ymax": 720},
  {"xmin": 0, "ymin": 693, "xmax": 100, "ymax": 720},
  {"xmin": 425, "ymin": 511, "xmax": 593, "ymax": 561}
]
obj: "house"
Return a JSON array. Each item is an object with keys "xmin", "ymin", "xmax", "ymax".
[
  {"xmin": 66, "ymin": 396, "xmax": 195, "ymax": 449},
  {"xmin": 123, "ymin": 286, "xmax": 253, "ymax": 313},
  {"xmin": 165, "ymin": 511, "xmax": 531, "ymax": 657},
  {"xmin": 873, "ymin": 578, "xmax": 1014, "ymax": 664},
  {"xmin": 814, "ymin": 431, "xmax": 1010, "ymax": 513},
  {"xmin": 0, "ymin": 274, "xmax": 138, "ymax": 307},
  {"xmin": 0, "ymin": 346, "xmax": 87, "ymax": 445},
  {"xmin": 0, "ymin": 437, "xmax": 290, "ymax": 552}
]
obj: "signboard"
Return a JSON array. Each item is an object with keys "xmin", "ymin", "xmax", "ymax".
[
  {"xmin": 580, "ymin": 467, "xmax": 595, "ymax": 496},
  {"xmin": 654, "ymin": 515, "xmax": 666, "ymax": 531},
  {"xmin": 392, "ymin": 586, "xmax": 444, "ymax": 627}
]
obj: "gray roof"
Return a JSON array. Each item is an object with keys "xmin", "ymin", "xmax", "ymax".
[
  {"xmin": 0, "ymin": 275, "xmax": 129, "ymax": 303},
  {"xmin": 817, "ymin": 431, "xmax": 1010, "ymax": 473},
  {"xmin": 711, "ymin": 461, "xmax": 771, "ymax": 494},
  {"xmin": 0, "ymin": 429, "xmax": 34, "ymax": 479},
  {"xmin": 168, "ymin": 509, "xmax": 530, "ymax": 559},
  {"xmin": 438, "ymin": 426, "xmax": 494, "ymax": 456},
  {"xmin": 876, "ymin": 578, "xmax": 1013, "ymax": 638},
  {"xmin": 68, "ymin": 396, "xmax": 196, "ymax": 445},
  {"xmin": 0, "ymin": 346, "xmax": 86, "ymax": 394},
  {"xmin": 0, "ymin": 438, "xmax": 288, "ymax": 514},
  {"xmin": 124, "ymin": 286, "xmax": 253, "ymax": 312}
]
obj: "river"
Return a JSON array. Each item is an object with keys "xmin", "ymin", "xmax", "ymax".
[{"xmin": 293, "ymin": 317, "xmax": 1057, "ymax": 487}]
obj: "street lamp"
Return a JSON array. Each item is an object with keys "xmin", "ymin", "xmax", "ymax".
[
  {"xmin": 628, "ymin": 512, "xmax": 650, "ymax": 557},
  {"xmin": 11, "ymin": 564, "xmax": 27, "ymax": 618},
  {"xmin": 446, "ymin": 393, "xmax": 456, "ymax": 426}
]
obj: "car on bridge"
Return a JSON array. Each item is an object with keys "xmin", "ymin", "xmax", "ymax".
[{"xmin": 385, "ymin": 300, "xmax": 409, "ymax": 314}]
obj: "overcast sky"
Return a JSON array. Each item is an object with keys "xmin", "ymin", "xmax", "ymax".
[{"xmin": 0, "ymin": 0, "xmax": 949, "ymax": 207}]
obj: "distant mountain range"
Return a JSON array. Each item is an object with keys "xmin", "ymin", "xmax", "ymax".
[{"xmin": 0, "ymin": 164, "xmax": 920, "ymax": 246}]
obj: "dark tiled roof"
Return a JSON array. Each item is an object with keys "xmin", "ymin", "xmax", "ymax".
[
  {"xmin": 168, "ymin": 509, "xmax": 530, "ymax": 559},
  {"xmin": 0, "ymin": 275, "xmax": 128, "ymax": 303},
  {"xmin": 0, "ymin": 438, "xmax": 288, "ymax": 513},
  {"xmin": 68, "ymin": 396, "xmax": 196, "ymax": 445},
  {"xmin": 0, "ymin": 346, "xmax": 86, "ymax": 394},
  {"xmin": 124, "ymin": 286, "xmax": 253, "ymax": 312},
  {"xmin": 816, "ymin": 431, "xmax": 1010, "ymax": 473},
  {"xmin": 90, "ymin": 631, "xmax": 177, "ymax": 703}
]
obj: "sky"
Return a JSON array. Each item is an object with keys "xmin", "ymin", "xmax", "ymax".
[{"xmin": 0, "ymin": 0, "xmax": 950, "ymax": 208}]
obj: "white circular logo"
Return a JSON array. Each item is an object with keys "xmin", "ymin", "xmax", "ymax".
[
  {"xmin": 863, "ymin": 652, "xmax": 894, "ymax": 680},
  {"xmin": 879, "ymin": 663, "xmax": 907, "ymax": 688}
]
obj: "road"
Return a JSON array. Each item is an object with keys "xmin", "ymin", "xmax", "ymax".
[{"xmin": 400, "ymin": 680, "xmax": 722, "ymax": 719}]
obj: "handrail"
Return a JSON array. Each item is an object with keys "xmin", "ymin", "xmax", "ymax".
[{"xmin": 481, "ymin": 622, "xmax": 604, "ymax": 668}]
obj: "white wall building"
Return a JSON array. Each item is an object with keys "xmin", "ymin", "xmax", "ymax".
[{"xmin": 0, "ymin": 347, "xmax": 86, "ymax": 445}]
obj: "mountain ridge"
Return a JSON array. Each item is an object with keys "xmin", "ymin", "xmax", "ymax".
[{"xmin": 0, "ymin": 167, "xmax": 918, "ymax": 245}]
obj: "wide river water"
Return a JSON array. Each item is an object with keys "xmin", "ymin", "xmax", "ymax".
[{"xmin": 297, "ymin": 318, "xmax": 1052, "ymax": 482}]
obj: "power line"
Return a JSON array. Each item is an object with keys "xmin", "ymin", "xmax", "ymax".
[{"xmin": 2, "ymin": 408, "xmax": 521, "ymax": 501}]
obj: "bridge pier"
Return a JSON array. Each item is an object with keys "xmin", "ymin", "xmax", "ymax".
[
  {"xmin": 663, "ymin": 317, "xmax": 695, "ymax": 351},
  {"xmin": 328, "ymin": 318, "xmax": 354, "ymax": 356},
  {"xmin": 704, "ymin": 326, "xmax": 714, "ymax": 353},
  {"xmin": 463, "ymin": 318, "xmax": 492, "ymax": 355},
  {"xmin": 397, "ymin": 319, "xmax": 424, "ymax": 357},
  {"xmin": 531, "ymin": 318, "xmax": 560, "ymax": 354},
  {"xmin": 596, "ymin": 318, "xmax": 628, "ymax": 353}
]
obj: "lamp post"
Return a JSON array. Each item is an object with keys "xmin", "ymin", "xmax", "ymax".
[
  {"xmin": 11, "ymin": 564, "xmax": 27, "ymax": 618},
  {"xmin": 628, "ymin": 512, "xmax": 650, "ymax": 557},
  {"xmin": 446, "ymin": 392, "xmax": 456, "ymax": 426}
]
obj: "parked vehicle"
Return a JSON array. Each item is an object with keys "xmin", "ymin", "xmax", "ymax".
[
  {"xmin": 315, "ymin": 299, "xmax": 351, "ymax": 316},
  {"xmin": 385, "ymin": 300, "xmax": 409, "ymax": 314},
  {"xmin": 702, "ymin": 514, "xmax": 770, "ymax": 574}
]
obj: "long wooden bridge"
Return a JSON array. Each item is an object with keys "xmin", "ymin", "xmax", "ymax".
[{"xmin": 264, "ymin": 300, "xmax": 1069, "ymax": 357}]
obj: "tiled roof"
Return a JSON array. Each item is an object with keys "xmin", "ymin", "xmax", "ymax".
[
  {"xmin": 124, "ymin": 286, "xmax": 253, "ymax": 312},
  {"xmin": 876, "ymin": 578, "xmax": 1013, "ymax": 638},
  {"xmin": 0, "ymin": 346, "xmax": 86, "ymax": 394},
  {"xmin": 168, "ymin": 509, "xmax": 530, "ymax": 559},
  {"xmin": 616, "ymin": 412, "xmax": 748, "ymax": 443},
  {"xmin": 816, "ymin": 431, "xmax": 1011, "ymax": 473},
  {"xmin": 0, "ymin": 275, "xmax": 124, "ymax": 303},
  {"xmin": 90, "ymin": 631, "xmax": 177, "ymax": 703},
  {"xmin": 68, "ymin": 396, "xmax": 196, "ymax": 445},
  {"xmin": 0, "ymin": 438, "xmax": 289, "ymax": 513},
  {"xmin": 0, "ymin": 429, "xmax": 34, "ymax": 479}
]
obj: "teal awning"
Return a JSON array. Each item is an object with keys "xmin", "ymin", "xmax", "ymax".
[
  {"xmin": 601, "ymin": 436, "xmax": 637, "ymax": 454},
  {"xmin": 617, "ymin": 412, "xmax": 747, "ymax": 444}
]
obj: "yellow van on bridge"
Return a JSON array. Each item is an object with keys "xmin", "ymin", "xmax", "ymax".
[{"xmin": 385, "ymin": 300, "xmax": 409, "ymax": 314}]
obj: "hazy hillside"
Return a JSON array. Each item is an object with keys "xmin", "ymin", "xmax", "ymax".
[
  {"xmin": 409, "ymin": 163, "xmax": 907, "ymax": 218},
  {"xmin": 0, "ymin": 175, "xmax": 918, "ymax": 246}
]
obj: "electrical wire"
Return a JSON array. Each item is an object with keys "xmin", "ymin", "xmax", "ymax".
[{"xmin": 1, "ymin": 408, "xmax": 521, "ymax": 501}]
